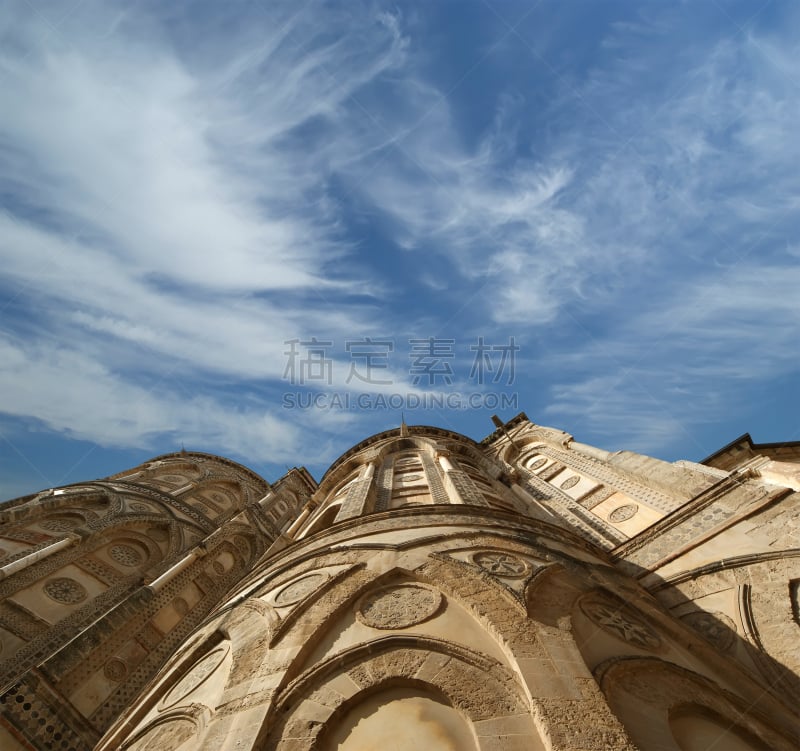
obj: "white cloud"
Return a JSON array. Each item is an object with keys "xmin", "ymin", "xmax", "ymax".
[
  {"xmin": 2, "ymin": 0, "xmax": 800, "ymax": 474},
  {"xmin": 543, "ymin": 258, "xmax": 800, "ymax": 456},
  {"xmin": 0, "ymin": 332, "xmax": 305, "ymax": 461},
  {"xmin": 0, "ymin": 1, "xmax": 418, "ymax": 465}
]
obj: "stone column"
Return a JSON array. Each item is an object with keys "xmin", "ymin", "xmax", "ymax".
[{"xmin": 0, "ymin": 536, "xmax": 79, "ymax": 581}]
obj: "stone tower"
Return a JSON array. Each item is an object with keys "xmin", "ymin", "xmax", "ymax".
[
  {"xmin": 1, "ymin": 414, "xmax": 799, "ymax": 750},
  {"xmin": 0, "ymin": 452, "xmax": 313, "ymax": 749}
]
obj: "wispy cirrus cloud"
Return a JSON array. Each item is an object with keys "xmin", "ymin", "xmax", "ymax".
[
  {"xmin": 533, "ymin": 15, "xmax": 800, "ymax": 454},
  {"xmin": 0, "ymin": 0, "xmax": 412, "ymax": 473},
  {"xmin": 1, "ymin": 0, "xmax": 800, "ymax": 495}
]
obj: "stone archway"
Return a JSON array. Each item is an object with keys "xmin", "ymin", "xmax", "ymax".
[
  {"xmin": 595, "ymin": 657, "xmax": 796, "ymax": 751},
  {"xmin": 258, "ymin": 636, "xmax": 541, "ymax": 751}
]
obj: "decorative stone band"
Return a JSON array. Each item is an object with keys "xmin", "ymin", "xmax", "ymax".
[
  {"xmin": 532, "ymin": 445, "xmax": 681, "ymax": 514},
  {"xmin": 519, "ymin": 469, "xmax": 625, "ymax": 549},
  {"xmin": 612, "ymin": 480, "xmax": 791, "ymax": 571},
  {"xmin": 335, "ymin": 463, "xmax": 377, "ymax": 521},
  {"xmin": 373, "ymin": 461, "xmax": 394, "ymax": 513},
  {"xmin": 436, "ymin": 453, "xmax": 489, "ymax": 506},
  {"xmin": 421, "ymin": 453, "xmax": 449, "ymax": 504}
]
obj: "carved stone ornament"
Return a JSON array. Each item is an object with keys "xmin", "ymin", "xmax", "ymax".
[
  {"xmin": 130, "ymin": 502, "xmax": 150, "ymax": 512},
  {"xmin": 104, "ymin": 658, "xmax": 128, "ymax": 682},
  {"xmin": 39, "ymin": 516, "xmax": 82, "ymax": 532},
  {"xmin": 44, "ymin": 577, "xmax": 88, "ymax": 604},
  {"xmin": 110, "ymin": 544, "xmax": 144, "ymax": 567},
  {"xmin": 356, "ymin": 583, "xmax": 443, "ymax": 630},
  {"xmin": 581, "ymin": 597, "xmax": 662, "ymax": 650},
  {"xmin": 471, "ymin": 551, "xmax": 530, "ymax": 578},
  {"xmin": 395, "ymin": 455, "xmax": 421, "ymax": 466},
  {"xmin": 609, "ymin": 503, "xmax": 639, "ymax": 523},
  {"xmin": 560, "ymin": 475, "xmax": 580, "ymax": 490},
  {"xmin": 174, "ymin": 597, "xmax": 190, "ymax": 616},
  {"xmin": 161, "ymin": 645, "xmax": 230, "ymax": 708},
  {"xmin": 273, "ymin": 572, "xmax": 328, "ymax": 606},
  {"xmin": 395, "ymin": 473, "xmax": 424, "ymax": 483},
  {"xmin": 526, "ymin": 457, "xmax": 547, "ymax": 471},
  {"xmin": 681, "ymin": 610, "xmax": 737, "ymax": 652}
]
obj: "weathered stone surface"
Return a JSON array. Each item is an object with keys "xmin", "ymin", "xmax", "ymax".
[{"xmin": 0, "ymin": 417, "xmax": 796, "ymax": 751}]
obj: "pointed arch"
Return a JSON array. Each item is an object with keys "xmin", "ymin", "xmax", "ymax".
[
  {"xmin": 595, "ymin": 657, "xmax": 796, "ymax": 751},
  {"xmin": 257, "ymin": 636, "xmax": 536, "ymax": 751}
]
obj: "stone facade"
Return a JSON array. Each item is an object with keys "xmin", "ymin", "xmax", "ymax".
[{"xmin": 0, "ymin": 414, "xmax": 798, "ymax": 750}]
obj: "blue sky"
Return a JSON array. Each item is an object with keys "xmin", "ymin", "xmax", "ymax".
[{"xmin": 2, "ymin": 0, "xmax": 799, "ymax": 497}]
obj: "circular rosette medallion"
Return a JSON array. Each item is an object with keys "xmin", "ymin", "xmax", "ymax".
[
  {"xmin": 44, "ymin": 577, "xmax": 88, "ymax": 604},
  {"xmin": 471, "ymin": 551, "xmax": 530, "ymax": 578},
  {"xmin": 580, "ymin": 597, "xmax": 662, "ymax": 650},
  {"xmin": 356, "ymin": 584, "xmax": 443, "ymax": 630}
]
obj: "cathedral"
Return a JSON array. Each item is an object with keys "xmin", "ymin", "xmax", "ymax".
[{"xmin": 0, "ymin": 413, "xmax": 797, "ymax": 750}]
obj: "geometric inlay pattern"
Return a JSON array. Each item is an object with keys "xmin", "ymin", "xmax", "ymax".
[
  {"xmin": 356, "ymin": 584, "xmax": 442, "ymax": 630},
  {"xmin": 110, "ymin": 544, "xmax": 144, "ymax": 567},
  {"xmin": 580, "ymin": 597, "xmax": 661, "ymax": 650},
  {"xmin": 43, "ymin": 577, "xmax": 88, "ymax": 604},
  {"xmin": 39, "ymin": 516, "xmax": 82, "ymax": 532}
]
